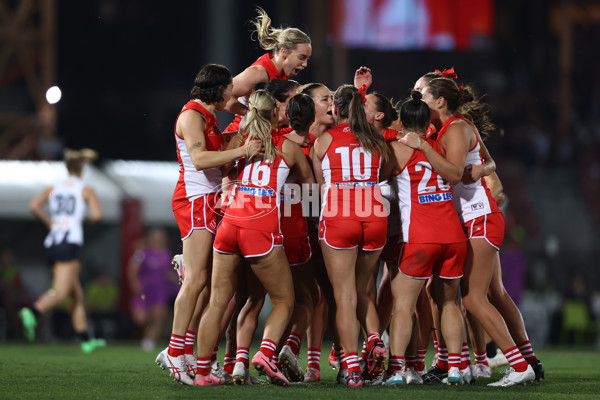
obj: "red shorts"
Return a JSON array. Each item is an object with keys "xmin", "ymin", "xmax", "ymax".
[
  {"xmin": 213, "ymin": 220, "xmax": 283, "ymax": 258},
  {"xmin": 173, "ymin": 192, "xmax": 222, "ymax": 240},
  {"xmin": 319, "ymin": 219, "xmax": 387, "ymax": 251},
  {"xmin": 283, "ymin": 235, "xmax": 312, "ymax": 266},
  {"xmin": 397, "ymin": 242, "xmax": 466, "ymax": 279},
  {"xmin": 464, "ymin": 212, "xmax": 505, "ymax": 250}
]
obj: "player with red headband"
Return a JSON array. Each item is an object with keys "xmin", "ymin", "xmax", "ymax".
[
  {"xmin": 416, "ymin": 70, "xmax": 544, "ymax": 382},
  {"xmin": 410, "ymin": 68, "xmax": 487, "ymax": 380},
  {"xmin": 224, "ymin": 7, "xmax": 311, "ymax": 133},
  {"xmin": 402, "ymin": 76, "xmax": 536, "ymax": 387},
  {"xmin": 312, "ymin": 84, "xmax": 389, "ymax": 387}
]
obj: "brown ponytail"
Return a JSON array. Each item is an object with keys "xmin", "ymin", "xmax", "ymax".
[
  {"xmin": 426, "ymin": 77, "xmax": 495, "ymax": 139},
  {"xmin": 334, "ymin": 85, "xmax": 388, "ymax": 161}
]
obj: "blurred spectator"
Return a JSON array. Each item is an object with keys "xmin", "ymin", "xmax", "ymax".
[
  {"xmin": 85, "ymin": 275, "xmax": 119, "ymax": 340},
  {"xmin": 0, "ymin": 249, "xmax": 31, "ymax": 339},
  {"xmin": 127, "ymin": 227, "xmax": 178, "ymax": 351},
  {"xmin": 35, "ymin": 104, "xmax": 64, "ymax": 160},
  {"xmin": 561, "ymin": 273, "xmax": 596, "ymax": 345}
]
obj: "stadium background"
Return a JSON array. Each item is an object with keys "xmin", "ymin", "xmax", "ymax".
[{"xmin": 0, "ymin": 0, "xmax": 599, "ymax": 347}]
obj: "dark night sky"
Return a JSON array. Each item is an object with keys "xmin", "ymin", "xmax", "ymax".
[
  {"xmin": 48, "ymin": 0, "xmax": 600, "ymax": 165},
  {"xmin": 54, "ymin": 0, "xmax": 305, "ymax": 162}
]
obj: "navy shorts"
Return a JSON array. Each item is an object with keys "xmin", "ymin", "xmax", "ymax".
[{"xmin": 45, "ymin": 242, "xmax": 82, "ymax": 266}]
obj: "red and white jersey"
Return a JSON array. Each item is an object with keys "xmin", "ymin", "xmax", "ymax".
[
  {"xmin": 394, "ymin": 139, "xmax": 465, "ymax": 244},
  {"xmin": 223, "ymin": 136, "xmax": 290, "ymax": 233},
  {"xmin": 436, "ymin": 116, "xmax": 500, "ymax": 224},
  {"xmin": 320, "ymin": 123, "xmax": 387, "ymax": 222},
  {"xmin": 224, "ymin": 53, "xmax": 288, "ymax": 133},
  {"xmin": 173, "ymin": 101, "xmax": 224, "ymax": 203}
]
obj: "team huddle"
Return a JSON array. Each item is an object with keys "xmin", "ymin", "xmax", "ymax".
[{"xmin": 154, "ymin": 7, "xmax": 545, "ymax": 388}]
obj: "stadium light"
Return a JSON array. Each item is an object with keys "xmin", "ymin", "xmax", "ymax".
[{"xmin": 45, "ymin": 86, "xmax": 62, "ymax": 104}]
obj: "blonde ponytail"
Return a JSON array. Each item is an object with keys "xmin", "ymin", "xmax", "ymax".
[
  {"xmin": 250, "ymin": 6, "xmax": 311, "ymax": 53},
  {"xmin": 64, "ymin": 148, "xmax": 98, "ymax": 174},
  {"xmin": 241, "ymin": 90, "xmax": 280, "ymax": 162}
]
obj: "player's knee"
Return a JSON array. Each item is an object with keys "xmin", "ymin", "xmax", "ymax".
[
  {"xmin": 335, "ymin": 292, "xmax": 357, "ymax": 308},
  {"xmin": 181, "ymin": 276, "xmax": 208, "ymax": 296},
  {"xmin": 461, "ymin": 295, "xmax": 480, "ymax": 313},
  {"xmin": 50, "ymin": 288, "xmax": 69, "ymax": 302},
  {"xmin": 272, "ymin": 292, "xmax": 294, "ymax": 311}
]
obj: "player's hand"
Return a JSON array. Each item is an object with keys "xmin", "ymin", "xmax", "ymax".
[
  {"xmin": 245, "ymin": 139, "xmax": 265, "ymax": 160},
  {"xmin": 354, "ymin": 66, "xmax": 372, "ymax": 90},
  {"xmin": 399, "ymin": 131, "xmax": 422, "ymax": 149},
  {"xmin": 461, "ymin": 164, "xmax": 485, "ymax": 184}
]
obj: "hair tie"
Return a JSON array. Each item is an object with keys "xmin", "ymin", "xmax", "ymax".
[
  {"xmin": 459, "ymin": 85, "xmax": 464, "ymax": 92},
  {"xmin": 358, "ymin": 84, "xmax": 368, "ymax": 104},
  {"xmin": 434, "ymin": 67, "xmax": 458, "ymax": 80}
]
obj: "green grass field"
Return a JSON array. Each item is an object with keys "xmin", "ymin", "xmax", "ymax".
[{"xmin": 1, "ymin": 342, "xmax": 599, "ymax": 399}]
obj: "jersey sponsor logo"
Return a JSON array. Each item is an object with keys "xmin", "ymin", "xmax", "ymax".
[
  {"xmin": 236, "ymin": 185, "xmax": 274, "ymax": 197},
  {"xmin": 417, "ymin": 192, "xmax": 452, "ymax": 204},
  {"xmin": 470, "ymin": 202, "xmax": 484, "ymax": 211},
  {"xmin": 335, "ymin": 181, "xmax": 376, "ymax": 187}
]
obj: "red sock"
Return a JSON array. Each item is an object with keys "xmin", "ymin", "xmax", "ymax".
[
  {"xmin": 388, "ymin": 355, "xmax": 404, "ymax": 372},
  {"xmin": 211, "ymin": 346, "xmax": 218, "ymax": 363},
  {"xmin": 416, "ymin": 349, "xmax": 427, "ymax": 371},
  {"xmin": 236, "ymin": 347, "xmax": 249, "ymax": 368},
  {"xmin": 307, "ymin": 348, "xmax": 321, "ymax": 370},
  {"xmin": 196, "ymin": 357, "xmax": 211, "ymax": 376},
  {"xmin": 503, "ymin": 346, "xmax": 528, "ymax": 372},
  {"xmin": 460, "ymin": 342, "xmax": 471, "ymax": 369},
  {"xmin": 224, "ymin": 354, "xmax": 235, "ymax": 374},
  {"xmin": 432, "ymin": 331, "xmax": 438, "ymax": 353},
  {"xmin": 259, "ymin": 338, "xmax": 277, "ymax": 360},
  {"xmin": 405, "ymin": 355, "xmax": 416, "ymax": 369},
  {"xmin": 367, "ymin": 332, "xmax": 381, "ymax": 349},
  {"xmin": 360, "ymin": 341, "xmax": 368, "ymax": 360},
  {"xmin": 184, "ymin": 330, "xmax": 195, "ymax": 355},
  {"xmin": 448, "ymin": 353, "xmax": 460, "ymax": 370},
  {"xmin": 437, "ymin": 345, "xmax": 448, "ymax": 371},
  {"xmin": 340, "ymin": 348, "xmax": 347, "ymax": 370},
  {"xmin": 475, "ymin": 351, "xmax": 489, "ymax": 366},
  {"xmin": 285, "ymin": 332, "xmax": 302, "ymax": 355},
  {"xmin": 168, "ymin": 333, "xmax": 185, "ymax": 357},
  {"xmin": 517, "ymin": 340, "xmax": 538, "ymax": 364},
  {"xmin": 342, "ymin": 352, "xmax": 360, "ymax": 374}
]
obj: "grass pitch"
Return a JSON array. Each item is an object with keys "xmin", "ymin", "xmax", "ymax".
[{"xmin": 1, "ymin": 342, "xmax": 599, "ymax": 399}]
